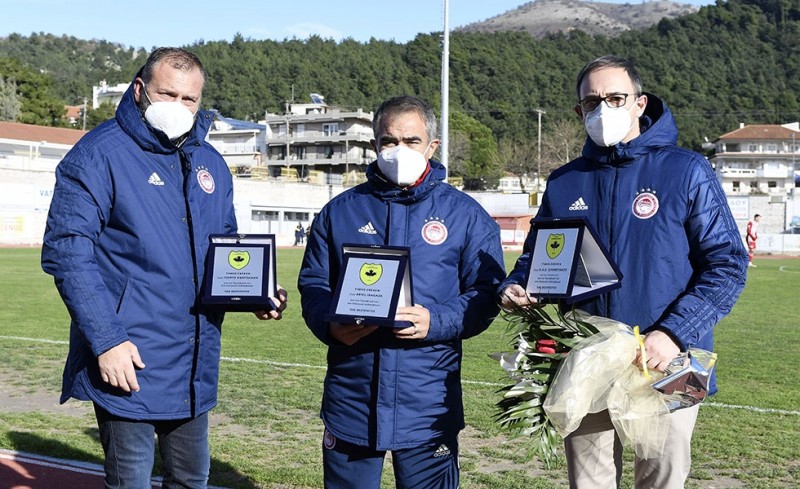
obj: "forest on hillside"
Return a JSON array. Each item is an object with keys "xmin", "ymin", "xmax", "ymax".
[{"xmin": 2, "ymin": 0, "xmax": 800, "ymax": 186}]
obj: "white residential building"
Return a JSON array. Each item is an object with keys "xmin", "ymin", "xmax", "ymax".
[
  {"xmin": 92, "ymin": 80, "xmax": 130, "ymax": 109},
  {"xmin": 261, "ymin": 96, "xmax": 376, "ymax": 186},
  {"xmin": 206, "ymin": 114, "xmax": 265, "ymax": 175},
  {"xmin": 710, "ymin": 122, "xmax": 800, "ymax": 199}
]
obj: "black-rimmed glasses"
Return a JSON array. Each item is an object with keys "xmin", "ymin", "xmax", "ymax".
[{"xmin": 578, "ymin": 93, "xmax": 638, "ymax": 113}]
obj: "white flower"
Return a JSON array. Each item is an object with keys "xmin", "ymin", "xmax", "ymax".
[{"xmin": 500, "ymin": 351, "xmax": 525, "ymax": 372}]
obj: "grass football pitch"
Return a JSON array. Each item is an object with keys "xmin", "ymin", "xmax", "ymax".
[{"xmin": 0, "ymin": 247, "xmax": 797, "ymax": 488}]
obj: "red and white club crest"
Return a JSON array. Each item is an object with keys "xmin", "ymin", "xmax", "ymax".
[
  {"xmin": 197, "ymin": 168, "xmax": 215, "ymax": 194},
  {"xmin": 632, "ymin": 190, "xmax": 659, "ymax": 219},
  {"xmin": 421, "ymin": 218, "xmax": 448, "ymax": 245}
]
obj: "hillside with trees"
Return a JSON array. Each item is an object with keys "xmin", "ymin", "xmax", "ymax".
[{"xmin": 1, "ymin": 0, "xmax": 799, "ymax": 187}]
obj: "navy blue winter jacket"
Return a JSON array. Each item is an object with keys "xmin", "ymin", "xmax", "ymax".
[
  {"xmin": 503, "ymin": 94, "xmax": 747, "ymax": 395},
  {"xmin": 298, "ymin": 161, "xmax": 505, "ymax": 450},
  {"xmin": 41, "ymin": 78, "xmax": 236, "ymax": 419}
]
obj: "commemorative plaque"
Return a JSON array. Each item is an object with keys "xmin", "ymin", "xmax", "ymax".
[
  {"xmin": 524, "ymin": 218, "xmax": 621, "ymax": 303},
  {"xmin": 202, "ymin": 234, "xmax": 278, "ymax": 311},
  {"xmin": 326, "ymin": 244, "xmax": 414, "ymax": 328}
]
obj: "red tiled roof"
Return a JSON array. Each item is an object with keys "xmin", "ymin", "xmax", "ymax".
[
  {"xmin": 64, "ymin": 105, "xmax": 82, "ymax": 120},
  {"xmin": 717, "ymin": 124, "xmax": 800, "ymax": 141},
  {"xmin": 0, "ymin": 121, "xmax": 87, "ymax": 146}
]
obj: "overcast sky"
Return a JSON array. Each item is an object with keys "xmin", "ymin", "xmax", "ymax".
[{"xmin": 0, "ymin": 0, "xmax": 714, "ymax": 49}]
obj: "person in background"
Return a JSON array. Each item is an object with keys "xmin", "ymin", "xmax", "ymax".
[
  {"xmin": 295, "ymin": 221, "xmax": 305, "ymax": 246},
  {"xmin": 499, "ymin": 55, "xmax": 747, "ymax": 489},
  {"xmin": 41, "ymin": 47, "xmax": 287, "ymax": 489},
  {"xmin": 298, "ymin": 95, "xmax": 505, "ymax": 489},
  {"xmin": 746, "ymin": 213, "xmax": 761, "ymax": 267}
]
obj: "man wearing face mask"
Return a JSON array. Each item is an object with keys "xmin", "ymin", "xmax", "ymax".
[
  {"xmin": 499, "ymin": 55, "xmax": 747, "ymax": 488},
  {"xmin": 298, "ymin": 95, "xmax": 505, "ymax": 488},
  {"xmin": 42, "ymin": 47, "xmax": 288, "ymax": 488}
]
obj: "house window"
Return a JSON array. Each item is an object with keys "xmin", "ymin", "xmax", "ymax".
[
  {"xmin": 285, "ymin": 212, "xmax": 309, "ymax": 222},
  {"xmin": 767, "ymin": 144, "xmax": 778, "ymax": 152},
  {"xmin": 323, "ymin": 145, "xmax": 335, "ymax": 158},
  {"xmin": 768, "ymin": 181, "xmax": 777, "ymax": 188},
  {"xmin": 748, "ymin": 144, "xmax": 758, "ymax": 152},
  {"xmin": 750, "ymin": 181, "xmax": 758, "ymax": 189},
  {"xmin": 323, "ymin": 123, "xmax": 339, "ymax": 136},
  {"xmin": 270, "ymin": 147, "xmax": 286, "ymax": 160},
  {"xmin": 732, "ymin": 181, "xmax": 740, "ymax": 190},
  {"xmin": 294, "ymin": 146, "xmax": 306, "ymax": 159},
  {"xmin": 252, "ymin": 210, "xmax": 278, "ymax": 221}
]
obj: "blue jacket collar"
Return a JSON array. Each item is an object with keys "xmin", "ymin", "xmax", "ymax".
[
  {"xmin": 581, "ymin": 93, "xmax": 679, "ymax": 166},
  {"xmin": 115, "ymin": 73, "xmax": 213, "ymax": 155}
]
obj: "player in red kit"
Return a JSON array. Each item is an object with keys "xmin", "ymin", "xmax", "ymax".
[{"xmin": 746, "ymin": 214, "xmax": 760, "ymax": 267}]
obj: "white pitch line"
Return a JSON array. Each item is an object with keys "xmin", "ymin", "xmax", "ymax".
[
  {"xmin": 701, "ymin": 402, "xmax": 800, "ymax": 416},
  {"xmin": 778, "ymin": 266, "xmax": 800, "ymax": 273},
  {"xmin": 221, "ymin": 355, "xmax": 326, "ymax": 370},
  {"xmin": 0, "ymin": 335, "xmax": 68, "ymax": 345},
  {"xmin": 2, "ymin": 335, "xmax": 797, "ymax": 416}
]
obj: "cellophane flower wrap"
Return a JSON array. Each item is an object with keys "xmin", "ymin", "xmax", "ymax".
[{"xmin": 496, "ymin": 306, "xmax": 717, "ymax": 466}]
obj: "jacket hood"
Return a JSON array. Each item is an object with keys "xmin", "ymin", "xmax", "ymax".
[
  {"xmin": 115, "ymin": 70, "xmax": 214, "ymax": 155},
  {"xmin": 581, "ymin": 92, "xmax": 679, "ymax": 166},
  {"xmin": 365, "ymin": 158, "xmax": 446, "ymax": 203}
]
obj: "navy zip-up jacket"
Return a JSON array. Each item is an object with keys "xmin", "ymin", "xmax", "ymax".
[
  {"xmin": 41, "ymin": 77, "xmax": 236, "ymax": 419},
  {"xmin": 298, "ymin": 161, "xmax": 505, "ymax": 450},
  {"xmin": 503, "ymin": 94, "xmax": 747, "ymax": 395}
]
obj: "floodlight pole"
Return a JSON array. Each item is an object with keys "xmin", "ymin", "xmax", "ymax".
[
  {"xmin": 441, "ymin": 0, "xmax": 450, "ymax": 178},
  {"xmin": 536, "ymin": 109, "xmax": 545, "ymax": 192}
]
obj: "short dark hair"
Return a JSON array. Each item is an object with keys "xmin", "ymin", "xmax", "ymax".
[
  {"xmin": 372, "ymin": 95, "xmax": 438, "ymax": 143},
  {"xmin": 754, "ymin": 214, "xmax": 761, "ymax": 218},
  {"xmin": 141, "ymin": 47, "xmax": 205, "ymax": 84},
  {"xmin": 575, "ymin": 55, "xmax": 643, "ymax": 100}
]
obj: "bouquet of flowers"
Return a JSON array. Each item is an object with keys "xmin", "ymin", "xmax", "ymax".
[{"xmin": 495, "ymin": 305, "xmax": 718, "ymax": 466}]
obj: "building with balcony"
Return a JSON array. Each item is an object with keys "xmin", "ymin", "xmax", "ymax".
[
  {"xmin": 205, "ymin": 112, "xmax": 265, "ymax": 176},
  {"xmin": 92, "ymin": 80, "xmax": 130, "ymax": 109},
  {"xmin": 262, "ymin": 96, "xmax": 376, "ymax": 186},
  {"xmin": 710, "ymin": 122, "xmax": 800, "ymax": 198}
]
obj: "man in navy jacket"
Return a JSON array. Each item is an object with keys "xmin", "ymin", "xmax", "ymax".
[
  {"xmin": 42, "ymin": 48, "xmax": 286, "ymax": 488},
  {"xmin": 298, "ymin": 95, "xmax": 505, "ymax": 488},
  {"xmin": 500, "ymin": 56, "xmax": 747, "ymax": 489}
]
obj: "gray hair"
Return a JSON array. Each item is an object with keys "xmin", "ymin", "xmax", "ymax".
[
  {"xmin": 575, "ymin": 55, "xmax": 643, "ymax": 100},
  {"xmin": 372, "ymin": 95, "xmax": 438, "ymax": 143}
]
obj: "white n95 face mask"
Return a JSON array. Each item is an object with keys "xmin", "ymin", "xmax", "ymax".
[
  {"xmin": 142, "ymin": 88, "xmax": 197, "ymax": 140},
  {"xmin": 583, "ymin": 103, "xmax": 637, "ymax": 147},
  {"xmin": 377, "ymin": 144, "xmax": 430, "ymax": 187}
]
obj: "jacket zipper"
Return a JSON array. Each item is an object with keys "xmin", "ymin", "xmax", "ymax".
[{"xmin": 180, "ymin": 149, "xmax": 201, "ymax": 417}]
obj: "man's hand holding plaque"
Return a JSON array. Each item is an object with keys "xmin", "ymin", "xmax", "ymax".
[
  {"xmin": 253, "ymin": 286, "xmax": 289, "ymax": 320},
  {"xmin": 202, "ymin": 234, "xmax": 280, "ymax": 312},
  {"xmin": 326, "ymin": 244, "xmax": 415, "ymax": 329}
]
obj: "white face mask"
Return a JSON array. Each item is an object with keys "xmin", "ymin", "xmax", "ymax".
[
  {"xmin": 583, "ymin": 103, "xmax": 637, "ymax": 147},
  {"xmin": 142, "ymin": 86, "xmax": 197, "ymax": 140},
  {"xmin": 377, "ymin": 144, "xmax": 430, "ymax": 187}
]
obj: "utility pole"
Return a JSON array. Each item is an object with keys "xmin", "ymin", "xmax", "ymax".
[
  {"xmin": 285, "ymin": 100, "xmax": 290, "ymax": 170},
  {"xmin": 440, "ymin": 0, "xmax": 450, "ymax": 178},
  {"xmin": 535, "ymin": 109, "xmax": 546, "ymax": 192},
  {"xmin": 82, "ymin": 97, "xmax": 88, "ymax": 131}
]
